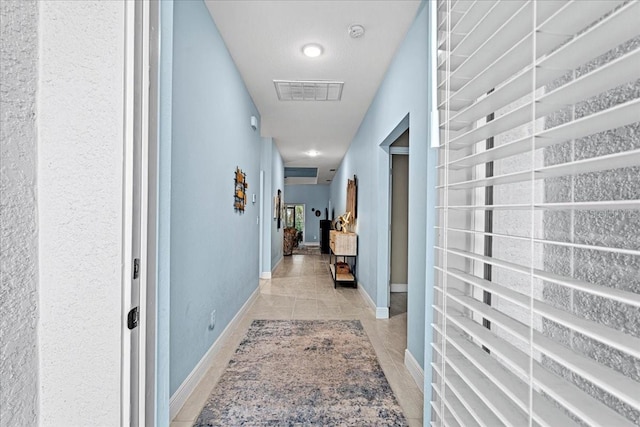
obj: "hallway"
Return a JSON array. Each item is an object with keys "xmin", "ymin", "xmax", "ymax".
[{"xmin": 170, "ymin": 253, "xmax": 423, "ymax": 426}]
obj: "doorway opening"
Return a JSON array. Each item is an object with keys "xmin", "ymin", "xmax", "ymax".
[
  {"xmin": 285, "ymin": 204, "xmax": 305, "ymax": 247},
  {"xmin": 389, "ymin": 129, "xmax": 409, "ymax": 317}
]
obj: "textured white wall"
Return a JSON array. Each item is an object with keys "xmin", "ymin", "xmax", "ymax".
[
  {"xmin": 38, "ymin": 1, "xmax": 125, "ymax": 425},
  {"xmin": 0, "ymin": 1, "xmax": 39, "ymax": 426}
]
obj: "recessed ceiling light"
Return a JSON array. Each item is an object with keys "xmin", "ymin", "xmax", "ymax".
[
  {"xmin": 307, "ymin": 150, "xmax": 320, "ymax": 157},
  {"xmin": 302, "ymin": 44, "xmax": 323, "ymax": 58}
]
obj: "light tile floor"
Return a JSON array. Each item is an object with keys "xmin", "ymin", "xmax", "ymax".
[{"xmin": 171, "ymin": 253, "xmax": 424, "ymax": 427}]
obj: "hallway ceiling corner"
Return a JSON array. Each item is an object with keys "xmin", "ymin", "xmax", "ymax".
[{"xmin": 204, "ymin": 0, "xmax": 421, "ymax": 184}]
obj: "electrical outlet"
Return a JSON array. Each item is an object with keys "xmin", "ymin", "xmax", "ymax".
[{"xmin": 209, "ymin": 310, "xmax": 216, "ymax": 330}]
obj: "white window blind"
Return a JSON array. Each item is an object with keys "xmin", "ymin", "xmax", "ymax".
[{"xmin": 432, "ymin": 1, "xmax": 640, "ymax": 426}]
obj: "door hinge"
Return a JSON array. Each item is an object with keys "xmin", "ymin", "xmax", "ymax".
[
  {"xmin": 133, "ymin": 258, "xmax": 140, "ymax": 279},
  {"xmin": 127, "ymin": 306, "xmax": 139, "ymax": 330}
]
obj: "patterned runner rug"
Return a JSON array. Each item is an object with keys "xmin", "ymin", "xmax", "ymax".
[{"xmin": 194, "ymin": 320, "xmax": 408, "ymax": 426}]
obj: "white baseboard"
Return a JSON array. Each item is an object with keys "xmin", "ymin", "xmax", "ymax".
[
  {"xmin": 404, "ymin": 349, "xmax": 425, "ymax": 393},
  {"xmin": 356, "ymin": 282, "xmax": 389, "ymax": 319},
  {"xmin": 261, "ymin": 256, "xmax": 284, "ymax": 279},
  {"xmin": 356, "ymin": 281, "xmax": 375, "ymax": 310},
  {"xmin": 390, "ymin": 283, "xmax": 408, "ymax": 293},
  {"xmin": 272, "ymin": 255, "xmax": 283, "ymax": 271},
  {"xmin": 376, "ymin": 307, "xmax": 390, "ymax": 319},
  {"xmin": 169, "ymin": 287, "xmax": 259, "ymax": 420}
]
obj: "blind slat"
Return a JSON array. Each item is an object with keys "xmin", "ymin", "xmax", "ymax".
[
  {"xmin": 440, "ymin": 226, "xmax": 640, "ymax": 256},
  {"xmin": 533, "ymin": 333, "xmax": 640, "ymax": 410},
  {"xmin": 439, "ymin": 248, "xmax": 640, "ymax": 308},
  {"xmin": 538, "ymin": 1, "xmax": 625, "ymax": 36},
  {"xmin": 447, "ymin": 289, "xmax": 531, "ymax": 341},
  {"xmin": 438, "ymin": 200, "xmax": 640, "ymax": 211},
  {"xmin": 445, "ymin": 327, "xmax": 585, "ymax": 427},
  {"xmin": 445, "ymin": 309, "xmax": 634, "ymax": 427},
  {"xmin": 537, "ymin": 48, "xmax": 640, "ymax": 116},
  {"xmin": 444, "ymin": 1, "xmax": 637, "ymax": 115},
  {"xmin": 445, "ymin": 305, "xmax": 640, "ymax": 412},
  {"xmin": 441, "ymin": 384, "xmax": 480, "ymax": 427},
  {"xmin": 534, "ymin": 300, "xmax": 640, "ymax": 360},
  {"xmin": 533, "ymin": 364, "xmax": 635, "ymax": 427},
  {"xmin": 445, "ymin": 368, "xmax": 514, "ymax": 427},
  {"xmin": 539, "ymin": 1, "xmax": 640, "ymax": 72},
  {"xmin": 446, "ymin": 1, "xmax": 528, "ymax": 72},
  {"xmin": 447, "ymin": 48, "xmax": 639, "ymax": 134},
  {"xmin": 434, "ymin": 0, "xmax": 639, "ymax": 424},
  {"xmin": 444, "ymin": 1, "xmax": 500, "ymax": 54},
  {"xmin": 447, "ymin": 148, "xmax": 640, "ymax": 189},
  {"xmin": 448, "ymin": 282, "xmax": 640, "ymax": 366}
]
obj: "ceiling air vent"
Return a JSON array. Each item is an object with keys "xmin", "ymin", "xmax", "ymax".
[{"xmin": 274, "ymin": 80, "xmax": 344, "ymax": 101}]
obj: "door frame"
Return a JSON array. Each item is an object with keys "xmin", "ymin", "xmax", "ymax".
[
  {"xmin": 375, "ymin": 114, "xmax": 409, "ymax": 319},
  {"xmin": 389, "ymin": 148, "xmax": 409, "ymax": 297},
  {"xmin": 122, "ymin": 1, "xmax": 160, "ymax": 425}
]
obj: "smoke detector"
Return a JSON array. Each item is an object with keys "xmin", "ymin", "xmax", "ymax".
[{"xmin": 348, "ymin": 24, "xmax": 365, "ymax": 39}]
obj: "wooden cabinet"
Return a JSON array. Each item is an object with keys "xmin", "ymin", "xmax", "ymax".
[
  {"xmin": 319, "ymin": 220, "xmax": 331, "ymax": 254},
  {"xmin": 329, "ymin": 231, "xmax": 357, "ymax": 288}
]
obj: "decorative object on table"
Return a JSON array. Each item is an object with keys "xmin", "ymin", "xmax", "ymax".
[
  {"xmin": 346, "ymin": 174, "xmax": 358, "ymax": 220},
  {"xmin": 193, "ymin": 320, "xmax": 408, "ymax": 427},
  {"xmin": 283, "ymin": 227, "xmax": 297, "ymax": 256},
  {"xmin": 234, "ymin": 167, "xmax": 248, "ymax": 213},
  {"xmin": 335, "ymin": 262, "xmax": 350, "ymax": 274},
  {"xmin": 332, "ymin": 211, "xmax": 351, "ymax": 233}
]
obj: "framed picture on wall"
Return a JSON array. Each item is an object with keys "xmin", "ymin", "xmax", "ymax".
[
  {"xmin": 273, "ymin": 196, "xmax": 278, "ymax": 219},
  {"xmin": 275, "ymin": 189, "xmax": 282, "ymax": 229}
]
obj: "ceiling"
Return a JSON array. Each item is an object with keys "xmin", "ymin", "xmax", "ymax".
[{"xmin": 205, "ymin": 0, "xmax": 421, "ymax": 184}]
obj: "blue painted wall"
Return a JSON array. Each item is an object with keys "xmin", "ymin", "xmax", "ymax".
[
  {"xmin": 284, "ymin": 184, "xmax": 330, "ymax": 243},
  {"xmin": 271, "ymin": 144, "xmax": 284, "ymax": 270},
  {"xmin": 260, "ymin": 137, "xmax": 284, "ymax": 274},
  {"xmin": 169, "ymin": 0, "xmax": 263, "ymax": 395},
  {"xmin": 329, "ymin": 2, "xmax": 435, "ymax": 379}
]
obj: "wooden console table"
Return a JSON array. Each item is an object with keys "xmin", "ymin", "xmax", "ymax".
[{"xmin": 329, "ymin": 231, "xmax": 357, "ymax": 288}]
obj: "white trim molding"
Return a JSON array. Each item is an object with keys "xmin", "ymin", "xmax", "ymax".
[
  {"xmin": 356, "ymin": 283, "xmax": 390, "ymax": 319},
  {"xmin": 376, "ymin": 307, "xmax": 390, "ymax": 319},
  {"xmin": 389, "ymin": 146, "xmax": 409, "ymax": 155},
  {"xmin": 357, "ymin": 282, "xmax": 387, "ymax": 319},
  {"xmin": 169, "ymin": 287, "xmax": 259, "ymax": 419},
  {"xmin": 261, "ymin": 254, "xmax": 284, "ymax": 279},
  {"xmin": 390, "ymin": 283, "xmax": 408, "ymax": 293},
  {"xmin": 404, "ymin": 349, "xmax": 424, "ymax": 392}
]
